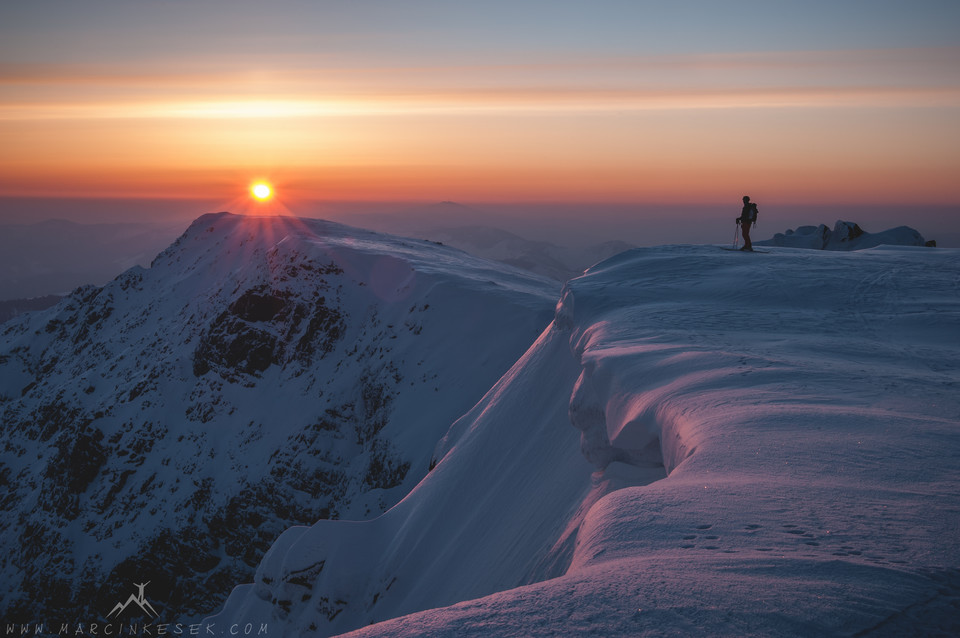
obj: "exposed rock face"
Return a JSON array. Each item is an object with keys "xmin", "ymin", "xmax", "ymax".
[
  {"xmin": 759, "ymin": 220, "xmax": 928, "ymax": 250},
  {"xmin": 0, "ymin": 213, "xmax": 555, "ymax": 624},
  {"xmin": 192, "ymin": 278, "xmax": 347, "ymax": 380}
]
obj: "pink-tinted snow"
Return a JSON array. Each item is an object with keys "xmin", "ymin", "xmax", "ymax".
[{"xmin": 210, "ymin": 243, "xmax": 960, "ymax": 637}]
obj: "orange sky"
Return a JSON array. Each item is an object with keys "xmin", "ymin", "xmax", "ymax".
[{"xmin": 1, "ymin": 3, "xmax": 959, "ymax": 208}]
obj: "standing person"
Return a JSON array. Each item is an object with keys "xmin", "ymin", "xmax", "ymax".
[{"xmin": 737, "ymin": 195, "xmax": 758, "ymax": 251}]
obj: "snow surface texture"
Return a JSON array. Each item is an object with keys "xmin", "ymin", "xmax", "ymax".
[
  {"xmin": 0, "ymin": 213, "xmax": 557, "ymax": 622},
  {"xmin": 757, "ymin": 220, "xmax": 928, "ymax": 251},
  {"xmin": 209, "ymin": 243, "xmax": 960, "ymax": 637}
]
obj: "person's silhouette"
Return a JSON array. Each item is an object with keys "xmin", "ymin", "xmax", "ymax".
[{"xmin": 737, "ymin": 196, "xmax": 758, "ymax": 251}]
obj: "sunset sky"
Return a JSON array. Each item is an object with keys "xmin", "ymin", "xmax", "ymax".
[{"xmin": 1, "ymin": 0, "xmax": 959, "ymax": 222}]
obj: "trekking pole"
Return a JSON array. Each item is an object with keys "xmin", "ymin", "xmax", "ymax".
[{"xmin": 733, "ymin": 219, "xmax": 741, "ymax": 249}]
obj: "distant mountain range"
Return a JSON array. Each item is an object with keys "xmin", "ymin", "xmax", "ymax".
[
  {"xmin": 0, "ymin": 218, "xmax": 183, "ymax": 300},
  {"xmin": 413, "ymin": 225, "xmax": 635, "ymax": 282},
  {"xmin": 321, "ymin": 201, "xmax": 638, "ymax": 282},
  {"xmin": 0, "ymin": 296, "xmax": 62, "ymax": 324}
]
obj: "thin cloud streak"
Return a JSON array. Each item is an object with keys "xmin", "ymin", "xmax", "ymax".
[
  {"xmin": 3, "ymin": 86, "xmax": 959, "ymax": 121},
  {"xmin": 2, "ymin": 46, "xmax": 957, "ymax": 85},
  {"xmin": 2, "ymin": 42, "xmax": 956, "ymax": 206},
  {"xmin": 2, "ymin": 46, "xmax": 956, "ymax": 121}
]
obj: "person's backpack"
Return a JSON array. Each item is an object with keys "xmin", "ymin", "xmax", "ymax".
[{"xmin": 748, "ymin": 202, "xmax": 759, "ymax": 225}]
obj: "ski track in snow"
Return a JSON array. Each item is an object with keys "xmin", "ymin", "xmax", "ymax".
[{"xmin": 204, "ymin": 242, "xmax": 960, "ymax": 637}]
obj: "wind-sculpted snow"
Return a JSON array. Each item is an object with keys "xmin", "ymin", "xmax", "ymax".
[
  {"xmin": 208, "ymin": 323, "xmax": 600, "ymax": 634},
  {"xmin": 211, "ymin": 243, "xmax": 960, "ymax": 636},
  {"xmin": 0, "ymin": 213, "xmax": 557, "ymax": 625}
]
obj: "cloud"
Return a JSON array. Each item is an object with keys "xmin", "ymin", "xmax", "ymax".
[
  {"xmin": 2, "ymin": 47, "xmax": 957, "ymax": 121},
  {"xmin": 2, "ymin": 86, "xmax": 958, "ymax": 123}
]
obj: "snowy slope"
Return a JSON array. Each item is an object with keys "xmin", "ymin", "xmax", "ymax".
[
  {"xmin": 0, "ymin": 213, "xmax": 557, "ymax": 623},
  {"xmin": 209, "ymin": 244, "xmax": 960, "ymax": 636}
]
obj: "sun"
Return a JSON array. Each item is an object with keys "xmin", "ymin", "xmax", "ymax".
[{"xmin": 251, "ymin": 182, "xmax": 273, "ymax": 201}]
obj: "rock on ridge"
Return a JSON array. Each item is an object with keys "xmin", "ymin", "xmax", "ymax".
[{"xmin": 759, "ymin": 220, "xmax": 928, "ymax": 250}]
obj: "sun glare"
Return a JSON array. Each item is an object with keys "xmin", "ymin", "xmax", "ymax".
[{"xmin": 251, "ymin": 182, "xmax": 273, "ymax": 201}]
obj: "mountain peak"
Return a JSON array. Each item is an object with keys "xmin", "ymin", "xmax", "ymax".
[{"xmin": 0, "ymin": 212, "xmax": 557, "ymax": 623}]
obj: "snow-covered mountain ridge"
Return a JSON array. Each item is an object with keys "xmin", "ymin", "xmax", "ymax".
[
  {"xmin": 0, "ymin": 212, "xmax": 557, "ymax": 623},
  {"xmin": 211, "ymin": 243, "xmax": 960, "ymax": 636}
]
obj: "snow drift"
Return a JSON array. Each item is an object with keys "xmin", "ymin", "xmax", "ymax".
[{"xmin": 210, "ymin": 243, "xmax": 960, "ymax": 636}]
